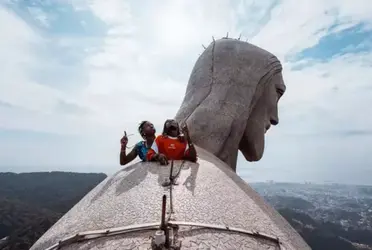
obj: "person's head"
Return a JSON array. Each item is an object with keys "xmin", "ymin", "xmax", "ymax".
[
  {"xmin": 162, "ymin": 119, "xmax": 180, "ymax": 137},
  {"xmin": 138, "ymin": 121, "xmax": 156, "ymax": 139}
]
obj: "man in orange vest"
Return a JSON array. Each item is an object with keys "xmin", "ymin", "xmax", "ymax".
[{"xmin": 147, "ymin": 119, "xmax": 197, "ymax": 165}]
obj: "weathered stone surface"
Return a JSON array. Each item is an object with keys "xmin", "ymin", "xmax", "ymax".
[
  {"xmin": 31, "ymin": 148, "xmax": 310, "ymax": 250},
  {"xmin": 175, "ymin": 38, "xmax": 285, "ymax": 171}
]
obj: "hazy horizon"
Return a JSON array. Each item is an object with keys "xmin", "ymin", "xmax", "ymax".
[{"xmin": 2, "ymin": 158, "xmax": 372, "ymax": 186}]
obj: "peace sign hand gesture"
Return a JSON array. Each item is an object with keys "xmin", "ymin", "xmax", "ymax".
[{"xmin": 121, "ymin": 131, "xmax": 129, "ymax": 147}]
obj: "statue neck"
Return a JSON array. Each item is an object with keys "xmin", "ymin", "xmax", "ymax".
[{"xmin": 176, "ymin": 102, "xmax": 253, "ymax": 172}]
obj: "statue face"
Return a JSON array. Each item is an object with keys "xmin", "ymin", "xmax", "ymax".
[{"xmin": 239, "ymin": 73, "xmax": 286, "ymax": 161}]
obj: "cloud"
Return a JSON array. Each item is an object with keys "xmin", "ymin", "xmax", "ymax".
[
  {"xmin": 0, "ymin": 0, "xmax": 372, "ymax": 185},
  {"xmin": 294, "ymin": 23, "xmax": 372, "ymax": 61}
]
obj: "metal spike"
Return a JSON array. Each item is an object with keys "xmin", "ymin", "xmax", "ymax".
[
  {"xmin": 212, "ymin": 36, "xmax": 215, "ymax": 42},
  {"xmin": 226, "ymin": 32, "xmax": 229, "ymax": 38},
  {"xmin": 202, "ymin": 44, "xmax": 206, "ymax": 49},
  {"xmin": 238, "ymin": 34, "xmax": 241, "ymax": 40}
]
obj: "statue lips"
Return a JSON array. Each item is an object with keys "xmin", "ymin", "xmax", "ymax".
[{"xmin": 265, "ymin": 123, "xmax": 271, "ymax": 133}]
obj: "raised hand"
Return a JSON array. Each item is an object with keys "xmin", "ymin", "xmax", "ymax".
[
  {"xmin": 178, "ymin": 133, "xmax": 186, "ymax": 142},
  {"xmin": 181, "ymin": 123, "xmax": 191, "ymax": 141},
  {"xmin": 120, "ymin": 131, "xmax": 128, "ymax": 147}
]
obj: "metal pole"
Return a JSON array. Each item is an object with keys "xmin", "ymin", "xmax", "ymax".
[
  {"xmin": 169, "ymin": 160, "xmax": 174, "ymax": 214},
  {"xmin": 161, "ymin": 195, "xmax": 166, "ymax": 230}
]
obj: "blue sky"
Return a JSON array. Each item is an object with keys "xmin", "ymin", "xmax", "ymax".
[{"xmin": 1, "ymin": 0, "xmax": 372, "ymax": 185}]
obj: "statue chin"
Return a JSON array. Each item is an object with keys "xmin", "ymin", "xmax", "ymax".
[
  {"xmin": 239, "ymin": 125, "xmax": 265, "ymax": 162},
  {"xmin": 239, "ymin": 140, "xmax": 264, "ymax": 162}
]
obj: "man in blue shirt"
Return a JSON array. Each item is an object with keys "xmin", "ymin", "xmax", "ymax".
[{"xmin": 120, "ymin": 121, "xmax": 156, "ymax": 165}]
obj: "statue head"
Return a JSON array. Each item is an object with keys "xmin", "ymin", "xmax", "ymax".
[{"xmin": 175, "ymin": 38, "xmax": 286, "ymax": 171}]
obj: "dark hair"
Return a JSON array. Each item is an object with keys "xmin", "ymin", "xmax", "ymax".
[
  {"xmin": 138, "ymin": 120, "xmax": 149, "ymax": 136},
  {"xmin": 162, "ymin": 119, "xmax": 170, "ymax": 135}
]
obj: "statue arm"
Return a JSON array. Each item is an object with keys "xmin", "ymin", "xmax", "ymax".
[{"xmin": 120, "ymin": 145, "xmax": 138, "ymax": 165}]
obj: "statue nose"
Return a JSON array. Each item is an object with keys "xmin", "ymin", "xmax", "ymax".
[{"xmin": 270, "ymin": 118, "xmax": 278, "ymax": 126}]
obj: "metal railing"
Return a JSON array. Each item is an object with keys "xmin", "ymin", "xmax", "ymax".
[{"xmin": 44, "ymin": 220, "xmax": 285, "ymax": 250}]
